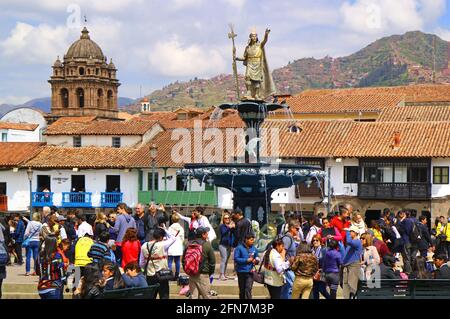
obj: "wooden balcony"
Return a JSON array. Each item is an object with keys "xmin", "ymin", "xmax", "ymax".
[
  {"xmin": 358, "ymin": 183, "xmax": 431, "ymax": 200},
  {"xmin": 0, "ymin": 195, "xmax": 7, "ymax": 211}
]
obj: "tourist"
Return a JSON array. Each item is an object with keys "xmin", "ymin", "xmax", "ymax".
[
  {"xmin": 433, "ymin": 254, "xmax": 450, "ymax": 279},
  {"xmin": 113, "ymin": 203, "xmax": 136, "ymax": 265},
  {"xmin": 182, "ymin": 227, "xmax": 216, "ymax": 299},
  {"xmin": 263, "ymin": 237, "xmax": 290, "ymax": 299},
  {"xmin": 436, "ymin": 216, "xmax": 450, "ymax": 257},
  {"xmin": 141, "ymin": 227, "xmax": 176, "ymax": 299},
  {"xmin": 121, "ymin": 228, "xmax": 141, "ymax": 268},
  {"xmin": 291, "ymin": 242, "xmax": 318, "ymax": 299},
  {"xmin": 369, "ymin": 220, "xmax": 383, "ymax": 241},
  {"xmin": 418, "ymin": 216, "xmax": 432, "ymax": 258},
  {"xmin": 331, "ymin": 205, "xmax": 352, "ymax": 243},
  {"xmin": 305, "ymin": 216, "xmax": 321, "ymax": 245},
  {"xmin": 74, "ymin": 263, "xmax": 104, "ymax": 299},
  {"xmin": 280, "ymin": 220, "xmax": 300, "ymax": 299},
  {"xmin": 57, "ymin": 239, "xmax": 71, "ymax": 269},
  {"xmin": 410, "ymin": 256, "xmax": 432, "ymax": 279},
  {"xmin": 74, "ymin": 234, "xmax": 94, "ymax": 275},
  {"xmin": 318, "ymin": 217, "xmax": 342, "ymax": 246},
  {"xmin": 24, "ymin": 212, "xmax": 42, "ymax": 276},
  {"xmin": 234, "ymin": 233, "xmax": 259, "ymax": 299},
  {"xmin": 323, "ymin": 239, "xmax": 342, "ymax": 299},
  {"xmin": 94, "ymin": 212, "xmax": 110, "ymax": 241},
  {"xmin": 88, "ymin": 231, "xmax": 112, "ymax": 264},
  {"xmin": 342, "ymin": 225, "xmax": 363, "ymax": 299},
  {"xmin": 102, "ymin": 262, "xmax": 125, "ymax": 291},
  {"xmin": 218, "ymin": 211, "xmax": 234, "ymax": 281},
  {"xmin": 231, "ymin": 208, "xmax": 253, "ymax": 247},
  {"xmin": 311, "ymin": 234, "xmax": 330, "ymax": 299},
  {"xmin": 12, "ymin": 214, "xmax": 25, "ymax": 265},
  {"xmin": 40, "ymin": 214, "xmax": 61, "ymax": 244},
  {"xmin": 122, "ymin": 262, "xmax": 148, "ymax": 288},
  {"xmin": 76, "ymin": 214, "xmax": 93, "ymax": 238},
  {"xmin": 57, "ymin": 215, "xmax": 69, "ymax": 241},
  {"xmin": 107, "ymin": 211, "xmax": 118, "ymax": 241},
  {"xmin": 37, "ymin": 236, "xmax": 65, "ymax": 299},
  {"xmin": 381, "ymin": 216, "xmax": 402, "ymax": 253},
  {"xmin": 380, "ymin": 254, "xmax": 402, "ymax": 279},
  {"xmin": 64, "ymin": 210, "xmax": 77, "ymax": 242},
  {"xmin": 144, "ymin": 203, "xmax": 169, "ymax": 241},
  {"xmin": 0, "ymin": 219, "xmax": 8, "ymax": 299},
  {"xmin": 396, "ymin": 210, "xmax": 415, "ymax": 274},
  {"xmin": 177, "ymin": 207, "xmax": 216, "ymax": 242},
  {"xmin": 373, "ymin": 234, "xmax": 391, "ymax": 259},
  {"xmin": 134, "ymin": 203, "xmax": 147, "ymax": 244},
  {"xmin": 361, "ymin": 233, "xmax": 380, "ymax": 280},
  {"xmin": 351, "ymin": 211, "xmax": 367, "ymax": 236},
  {"xmin": 168, "ymin": 212, "xmax": 185, "ymax": 280}
]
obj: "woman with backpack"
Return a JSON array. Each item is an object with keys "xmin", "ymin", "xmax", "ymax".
[
  {"xmin": 94, "ymin": 212, "xmax": 110, "ymax": 241},
  {"xmin": 37, "ymin": 236, "xmax": 66, "ymax": 299},
  {"xmin": 23, "ymin": 213, "xmax": 42, "ymax": 276}
]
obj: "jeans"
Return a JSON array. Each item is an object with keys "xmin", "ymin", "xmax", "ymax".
[
  {"xmin": 114, "ymin": 245, "xmax": 122, "ymax": 266},
  {"xmin": 237, "ymin": 272, "xmax": 253, "ymax": 299},
  {"xmin": 168, "ymin": 256, "xmax": 181, "ymax": 277},
  {"xmin": 267, "ymin": 284, "xmax": 282, "ymax": 299},
  {"xmin": 312, "ymin": 280, "xmax": 330, "ymax": 299},
  {"xmin": 25, "ymin": 241, "xmax": 39, "ymax": 273},
  {"xmin": 402, "ymin": 243, "xmax": 418, "ymax": 274},
  {"xmin": 280, "ymin": 269, "xmax": 294, "ymax": 299},
  {"xmin": 14, "ymin": 242, "xmax": 23, "ymax": 264},
  {"xmin": 146, "ymin": 275, "xmax": 169, "ymax": 299},
  {"xmin": 325, "ymin": 272, "xmax": 340, "ymax": 299},
  {"xmin": 218, "ymin": 245, "xmax": 231, "ymax": 275},
  {"xmin": 39, "ymin": 288, "xmax": 63, "ymax": 299}
]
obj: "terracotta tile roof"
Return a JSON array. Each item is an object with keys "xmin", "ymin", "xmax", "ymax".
[
  {"xmin": 24, "ymin": 146, "xmax": 137, "ymax": 169},
  {"xmin": 378, "ymin": 105, "xmax": 450, "ymax": 122},
  {"xmin": 117, "ymin": 112, "xmax": 135, "ymax": 120},
  {"xmin": 137, "ymin": 112, "xmax": 177, "ymax": 121},
  {"xmin": 283, "ymin": 93, "xmax": 402, "ymax": 114},
  {"xmin": 263, "ymin": 120, "xmax": 450, "ymax": 158},
  {"xmin": 54, "ymin": 116, "xmax": 97, "ymax": 123},
  {"xmin": 174, "ymin": 107, "xmax": 205, "ymax": 114},
  {"xmin": 0, "ymin": 142, "xmax": 45, "ymax": 168},
  {"xmin": 0, "ymin": 122, "xmax": 38, "ymax": 131},
  {"xmin": 298, "ymin": 84, "xmax": 450, "ymax": 103},
  {"xmin": 46, "ymin": 118, "xmax": 160, "ymax": 135}
]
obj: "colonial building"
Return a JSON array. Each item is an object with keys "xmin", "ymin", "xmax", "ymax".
[{"xmin": 48, "ymin": 27, "xmax": 120, "ymax": 122}]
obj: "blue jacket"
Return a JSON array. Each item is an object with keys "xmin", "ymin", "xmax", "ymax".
[
  {"xmin": 342, "ymin": 232, "xmax": 362, "ymax": 266},
  {"xmin": 398, "ymin": 218, "xmax": 414, "ymax": 245},
  {"xmin": 219, "ymin": 224, "xmax": 234, "ymax": 247},
  {"xmin": 122, "ymin": 273, "xmax": 148, "ymax": 288},
  {"xmin": 234, "ymin": 243, "xmax": 258, "ymax": 273},
  {"xmin": 14, "ymin": 220, "xmax": 25, "ymax": 243}
]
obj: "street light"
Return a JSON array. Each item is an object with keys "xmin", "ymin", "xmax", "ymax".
[
  {"xmin": 26, "ymin": 167, "xmax": 33, "ymax": 220},
  {"xmin": 150, "ymin": 144, "xmax": 158, "ymax": 203}
]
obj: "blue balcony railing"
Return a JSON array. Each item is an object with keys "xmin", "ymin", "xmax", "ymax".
[
  {"xmin": 32, "ymin": 192, "xmax": 54, "ymax": 207},
  {"xmin": 62, "ymin": 192, "xmax": 92, "ymax": 208},
  {"xmin": 101, "ymin": 192, "xmax": 123, "ymax": 208}
]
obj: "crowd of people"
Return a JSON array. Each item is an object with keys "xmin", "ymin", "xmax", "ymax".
[{"xmin": 0, "ymin": 202, "xmax": 450, "ymax": 300}]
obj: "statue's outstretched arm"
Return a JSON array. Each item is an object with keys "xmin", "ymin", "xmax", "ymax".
[{"xmin": 261, "ymin": 28, "xmax": 270, "ymax": 47}]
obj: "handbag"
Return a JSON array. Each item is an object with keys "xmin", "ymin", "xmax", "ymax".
[
  {"xmin": 146, "ymin": 242, "xmax": 174, "ymax": 282},
  {"xmin": 313, "ymin": 269, "xmax": 326, "ymax": 282},
  {"xmin": 22, "ymin": 225, "xmax": 40, "ymax": 248},
  {"xmin": 252, "ymin": 261, "xmax": 265, "ymax": 284}
]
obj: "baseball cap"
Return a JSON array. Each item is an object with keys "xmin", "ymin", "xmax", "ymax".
[
  {"xmin": 195, "ymin": 226, "xmax": 210, "ymax": 235},
  {"xmin": 57, "ymin": 215, "xmax": 67, "ymax": 221}
]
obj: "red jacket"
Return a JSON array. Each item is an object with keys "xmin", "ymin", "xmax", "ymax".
[
  {"xmin": 330, "ymin": 216, "xmax": 350, "ymax": 243},
  {"xmin": 121, "ymin": 240, "xmax": 141, "ymax": 268},
  {"xmin": 373, "ymin": 238, "xmax": 391, "ymax": 259}
]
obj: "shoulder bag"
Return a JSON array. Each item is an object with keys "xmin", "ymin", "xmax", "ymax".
[
  {"xmin": 146, "ymin": 242, "xmax": 174, "ymax": 282},
  {"xmin": 22, "ymin": 224, "xmax": 40, "ymax": 248}
]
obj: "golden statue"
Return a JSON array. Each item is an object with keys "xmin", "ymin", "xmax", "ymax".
[{"xmin": 236, "ymin": 28, "xmax": 276, "ymax": 100}]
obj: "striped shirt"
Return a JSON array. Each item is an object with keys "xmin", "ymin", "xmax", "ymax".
[{"xmin": 87, "ymin": 241, "xmax": 109, "ymax": 263}]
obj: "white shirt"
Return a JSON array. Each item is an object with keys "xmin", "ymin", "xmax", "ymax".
[
  {"xmin": 60, "ymin": 226, "xmax": 67, "ymax": 240},
  {"xmin": 306, "ymin": 225, "xmax": 320, "ymax": 245},
  {"xmin": 77, "ymin": 221, "xmax": 93, "ymax": 238},
  {"xmin": 167, "ymin": 223, "xmax": 185, "ymax": 257}
]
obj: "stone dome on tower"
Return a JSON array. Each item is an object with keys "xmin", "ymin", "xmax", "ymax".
[
  {"xmin": 48, "ymin": 27, "xmax": 120, "ymax": 122},
  {"xmin": 65, "ymin": 27, "xmax": 105, "ymax": 61}
]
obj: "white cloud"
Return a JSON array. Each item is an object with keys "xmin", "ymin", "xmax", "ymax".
[
  {"xmin": 148, "ymin": 36, "xmax": 226, "ymax": 77},
  {"xmin": 0, "ymin": 22, "xmax": 70, "ymax": 64},
  {"xmin": 222, "ymin": 0, "xmax": 246, "ymax": 10},
  {"xmin": 0, "ymin": 95, "xmax": 32, "ymax": 105},
  {"xmin": 172, "ymin": 0, "xmax": 203, "ymax": 10},
  {"xmin": 435, "ymin": 27, "xmax": 450, "ymax": 41}
]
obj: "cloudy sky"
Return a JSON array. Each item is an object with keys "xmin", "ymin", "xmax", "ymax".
[{"xmin": 0, "ymin": 0, "xmax": 449, "ymax": 104}]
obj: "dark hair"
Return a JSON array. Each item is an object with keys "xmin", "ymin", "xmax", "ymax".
[
  {"xmin": 116, "ymin": 203, "xmax": 127, "ymax": 210},
  {"xmin": 271, "ymin": 238, "xmax": 284, "ymax": 249},
  {"xmin": 194, "ymin": 207, "xmax": 204, "ymax": 215},
  {"xmin": 245, "ymin": 232, "xmax": 256, "ymax": 240},
  {"xmin": 310, "ymin": 216, "xmax": 320, "ymax": 226},
  {"xmin": 59, "ymin": 238, "xmax": 71, "ymax": 250},
  {"xmin": 383, "ymin": 254, "xmax": 396, "ymax": 267},
  {"xmin": 102, "ymin": 262, "xmax": 126, "ymax": 289},
  {"xmin": 410, "ymin": 210, "xmax": 417, "ymax": 218},
  {"xmin": 80, "ymin": 263, "xmax": 103, "ymax": 298},
  {"xmin": 233, "ymin": 208, "xmax": 243, "ymax": 216},
  {"xmin": 153, "ymin": 228, "xmax": 166, "ymax": 240},
  {"xmin": 122, "ymin": 228, "xmax": 138, "ymax": 242},
  {"xmin": 382, "ymin": 208, "xmax": 391, "ymax": 217},
  {"xmin": 328, "ymin": 239, "xmax": 338, "ymax": 250},
  {"xmin": 77, "ymin": 214, "xmax": 86, "ymax": 222},
  {"xmin": 99, "ymin": 231, "xmax": 110, "ymax": 243},
  {"xmin": 412, "ymin": 256, "xmax": 429, "ymax": 279},
  {"xmin": 419, "ymin": 215, "xmax": 427, "ymax": 223},
  {"xmin": 124, "ymin": 262, "xmax": 141, "ymax": 273},
  {"xmin": 434, "ymin": 254, "xmax": 448, "ymax": 262},
  {"xmin": 296, "ymin": 242, "xmax": 311, "ymax": 254},
  {"xmin": 41, "ymin": 236, "xmax": 58, "ymax": 261}
]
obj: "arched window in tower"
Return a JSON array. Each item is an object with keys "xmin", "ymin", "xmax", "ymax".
[
  {"xmin": 79, "ymin": 67, "xmax": 85, "ymax": 75},
  {"xmin": 60, "ymin": 88, "xmax": 69, "ymax": 108},
  {"xmin": 76, "ymin": 88, "xmax": 84, "ymax": 108},
  {"xmin": 97, "ymin": 89, "xmax": 104, "ymax": 108},
  {"xmin": 87, "ymin": 69, "xmax": 90, "ymax": 75},
  {"xmin": 107, "ymin": 90, "xmax": 113, "ymax": 108}
]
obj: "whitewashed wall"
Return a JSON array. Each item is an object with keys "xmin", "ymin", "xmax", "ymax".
[
  {"xmin": 431, "ymin": 158, "xmax": 450, "ymax": 198},
  {"xmin": 0, "ymin": 170, "xmax": 31, "ymax": 211},
  {"xmin": 0, "ymin": 128, "xmax": 40, "ymax": 142},
  {"xmin": 46, "ymin": 135, "xmax": 142, "ymax": 147}
]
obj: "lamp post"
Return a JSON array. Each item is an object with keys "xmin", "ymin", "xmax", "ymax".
[
  {"xmin": 26, "ymin": 167, "xmax": 33, "ymax": 220},
  {"xmin": 150, "ymin": 144, "xmax": 158, "ymax": 203}
]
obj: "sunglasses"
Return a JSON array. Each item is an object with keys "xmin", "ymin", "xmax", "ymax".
[{"xmin": 312, "ymin": 239, "xmax": 320, "ymax": 242}]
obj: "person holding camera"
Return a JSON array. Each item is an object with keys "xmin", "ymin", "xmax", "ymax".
[{"xmin": 234, "ymin": 233, "xmax": 259, "ymax": 299}]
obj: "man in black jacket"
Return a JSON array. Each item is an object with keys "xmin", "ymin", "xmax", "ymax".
[
  {"xmin": 433, "ymin": 254, "xmax": 450, "ymax": 279},
  {"xmin": 380, "ymin": 254, "xmax": 402, "ymax": 279},
  {"xmin": 231, "ymin": 209, "xmax": 252, "ymax": 247},
  {"xmin": 417, "ymin": 216, "xmax": 432, "ymax": 258}
]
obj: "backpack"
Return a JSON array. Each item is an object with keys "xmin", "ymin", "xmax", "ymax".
[
  {"xmin": 0, "ymin": 242, "xmax": 7, "ymax": 266},
  {"xmin": 183, "ymin": 243, "xmax": 203, "ymax": 276},
  {"xmin": 410, "ymin": 222, "xmax": 422, "ymax": 244}
]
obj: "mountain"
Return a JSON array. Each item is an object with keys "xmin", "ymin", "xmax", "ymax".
[
  {"xmin": 135, "ymin": 31, "xmax": 449, "ymax": 111},
  {"xmin": 0, "ymin": 97, "xmax": 136, "ymax": 117}
]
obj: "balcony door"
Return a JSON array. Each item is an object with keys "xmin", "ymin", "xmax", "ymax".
[
  {"xmin": 37, "ymin": 175, "xmax": 51, "ymax": 191},
  {"xmin": 0, "ymin": 182, "xmax": 6, "ymax": 195},
  {"xmin": 71, "ymin": 175, "xmax": 85, "ymax": 192},
  {"xmin": 106, "ymin": 175, "xmax": 121, "ymax": 192}
]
